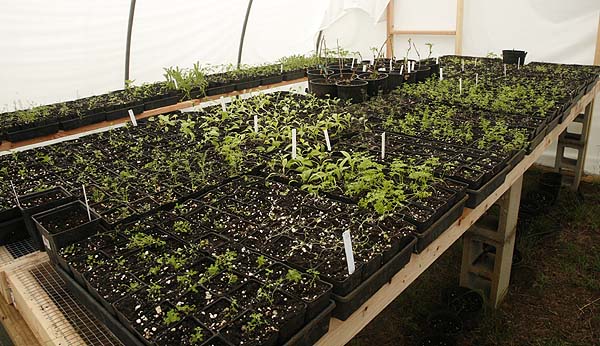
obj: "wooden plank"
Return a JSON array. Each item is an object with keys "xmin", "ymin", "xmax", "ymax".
[
  {"xmin": 0, "ymin": 251, "xmax": 47, "ymax": 305},
  {"xmin": 315, "ymin": 79, "xmax": 600, "ymax": 346},
  {"xmin": 455, "ymin": 0, "xmax": 465, "ymax": 55},
  {"xmin": 1, "ymin": 77, "xmax": 307, "ymax": 152},
  {"xmin": 386, "ymin": 0, "xmax": 394, "ymax": 58},
  {"xmin": 0, "ymin": 289, "xmax": 41, "ymax": 346},
  {"xmin": 392, "ymin": 30, "xmax": 456, "ymax": 36},
  {"xmin": 595, "ymin": 13, "xmax": 600, "ymax": 65},
  {"xmin": 6, "ymin": 254, "xmax": 86, "ymax": 346}
]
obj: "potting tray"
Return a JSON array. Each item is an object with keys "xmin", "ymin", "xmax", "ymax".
[
  {"xmin": 331, "ymin": 235, "xmax": 417, "ymax": 320},
  {"xmin": 413, "ymin": 196, "xmax": 468, "ymax": 253},
  {"xmin": 465, "ymin": 165, "xmax": 511, "ymax": 209},
  {"xmin": 56, "ymin": 263, "xmax": 336, "ymax": 346}
]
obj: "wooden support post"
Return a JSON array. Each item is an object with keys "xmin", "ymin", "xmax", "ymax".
[
  {"xmin": 460, "ymin": 176, "xmax": 523, "ymax": 308},
  {"xmin": 555, "ymin": 101, "xmax": 594, "ymax": 191},
  {"xmin": 455, "ymin": 0, "xmax": 464, "ymax": 55},
  {"xmin": 386, "ymin": 1, "xmax": 394, "ymax": 58},
  {"xmin": 594, "ymin": 13, "xmax": 600, "ymax": 65}
]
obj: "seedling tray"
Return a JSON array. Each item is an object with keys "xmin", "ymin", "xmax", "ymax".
[
  {"xmin": 331, "ymin": 235, "xmax": 417, "ymax": 320},
  {"xmin": 6, "ymin": 122, "xmax": 60, "ymax": 142},
  {"xmin": 465, "ymin": 165, "xmax": 510, "ymax": 208},
  {"xmin": 526, "ymin": 125, "xmax": 548, "ymax": 153},
  {"xmin": 413, "ymin": 196, "xmax": 468, "ymax": 253},
  {"xmin": 56, "ymin": 262, "xmax": 336, "ymax": 346}
]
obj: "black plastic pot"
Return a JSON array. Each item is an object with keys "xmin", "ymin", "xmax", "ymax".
[
  {"xmin": 6, "ymin": 122, "xmax": 60, "ymax": 143},
  {"xmin": 415, "ymin": 66, "xmax": 432, "ymax": 82},
  {"xmin": 283, "ymin": 69, "xmax": 306, "ymax": 81},
  {"xmin": 31, "ymin": 200, "xmax": 102, "ymax": 256},
  {"xmin": 309, "ymin": 78, "xmax": 337, "ymax": 98},
  {"xmin": 428, "ymin": 310, "xmax": 462, "ymax": 336},
  {"xmin": 19, "ymin": 187, "xmax": 75, "ymax": 250},
  {"xmin": 387, "ymin": 71, "xmax": 404, "ymax": 91},
  {"xmin": 336, "ymin": 80, "xmax": 368, "ymax": 104},
  {"xmin": 539, "ymin": 172, "xmax": 562, "ymax": 203},
  {"xmin": 503, "ymin": 50, "xmax": 527, "ymax": 65},
  {"xmin": 306, "ymin": 69, "xmax": 334, "ymax": 82},
  {"xmin": 358, "ymin": 73, "xmax": 389, "ymax": 97}
]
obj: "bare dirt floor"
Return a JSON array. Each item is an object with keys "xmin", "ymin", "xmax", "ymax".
[{"xmin": 347, "ymin": 169, "xmax": 600, "ymax": 346}]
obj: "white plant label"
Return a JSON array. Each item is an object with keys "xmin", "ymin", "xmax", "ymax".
[
  {"xmin": 389, "ymin": 59, "xmax": 393, "ymax": 71},
  {"xmin": 10, "ymin": 180, "xmax": 20, "ymax": 207},
  {"xmin": 381, "ymin": 132, "xmax": 386, "ymax": 160},
  {"xmin": 253, "ymin": 113, "xmax": 258, "ymax": 133},
  {"xmin": 436, "ymin": 57, "xmax": 439, "ymax": 64},
  {"xmin": 342, "ymin": 230, "xmax": 356, "ymax": 275},
  {"xmin": 475, "ymin": 58, "xmax": 478, "ymax": 67},
  {"xmin": 517, "ymin": 57, "xmax": 521, "ymax": 69},
  {"xmin": 82, "ymin": 185, "xmax": 92, "ymax": 222},
  {"xmin": 407, "ymin": 63, "xmax": 411, "ymax": 73},
  {"xmin": 42, "ymin": 234, "xmax": 51, "ymax": 250},
  {"xmin": 362, "ymin": 65, "xmax": 367, "ymax": 72},
  {"xmin": 280, "ymin": 63, "xmax": 284, "ymax": 73},
  {"xmin": 291, "ymin": 128, "xmax": 297, "ymax": 159},
  {"xmin": 220, "ymin": 97, "xmax": 226, "ymax": 111},
  {"xmin": 378, "ymin": 68, "xmax": 386, "ymax": 72},
  {"xmin": 459, "ymin": 78, "xmax": 463, "ymax": 95},
  {"xmin": 351, "ymin": 58, "xmax": 355, "ymax": 69},
  {"xmin": 503, "ymin": 64, "xmax": 507, "ymax": 76},
  {"xmin": 400, "ymin": 65, "xmax": 404, "ymax": 75},
  {"xmin": 412, "ymin": 61, "xmax": 415, "ymax": 70},
  {"xmin": 439, "ymin": 68, "xmax": 444, "ymax": 81},
  {"xmin": 128, "ymin": 109, "xmax": 137, "ymax": 127},
  {"xmin": 476, "ymin": 73, "xmax": 479, "ymax": 86},
  {"xmin": 462, "ymin": 60, "xmax": 465, "ymax": 72},
  {"xmin": 324, "ymin": 129, "xmax": 331, "ymax": 151}
]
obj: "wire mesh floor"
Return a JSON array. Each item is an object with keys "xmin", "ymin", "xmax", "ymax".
[
  {"xmin": 5, "ymin": 238, "xmax": 36, "ymax": 260},
  {"xmin": 17, "ymin": 262, "xmax": 123, "ymax": 346}
]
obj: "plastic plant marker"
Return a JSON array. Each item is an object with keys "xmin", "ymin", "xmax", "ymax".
[
  {"xmin": 462, "ymin": 59, "xmax": 465, "ymax": 72},
  {"xmin": 220, "ymin": 97, "xmax": 226, "ymax": 112},
  {"xmin": 280, "ymin": 64, "xmax": 283, "ymax": 74},
  {"xmin": 10, "ymin": 181, "xmax": 20, "ymax": 207},
  {"xmin": 253, "ymin": 113, "xmax": 258, "ymax": 133},
  {"xmin": 82, "ymin": 185, "xmax": 92, "ymax": 222},
  {"xmin": 351, "ymin": 58, "xmax": 355, "ymax": 69},
  {"xmin": 518, "ymin": 57, "xmax": 521, "ymax": 69},
  {"xmin": 362, "ymin": 65, "xmax": 367, "ymax": 72},
  {"xmin": 459, "ymin": 78, "xmax": 463, "ymax": 95},
  {"xmin": 128, "ymin": 109, "xmax": 137, "ymax": 127},
  {"xmin": 476, "ymin": 73, "xmax": 479, "ymax": 86},
  {"xmin": 436, "ymin": 57, "xmax": 439, "ymax": 64},
  {"xmin": 292, "ymin": 128, "xmax": 297, "ymax": 159},
  {"xmin": 342, "ymin": 230, "xmax": 356, "ymax": 275},
  {"xmin": 407, "ymin": 63, "xmax": 411, "ymax": 74},
  {"xmin": 381, "ymin": 132, "xmax": 386, "ymax": 160},
  {"xmin": 389, "ymin": 59, "xmax": 393, "ymax": 71},
  {"xmin": 504, "ymin": 64, "xmax": 507, "ymax": 77},
  {"xmin": 412, "ymin": 61, "xmax": 415, "ymax": 71},
  {"xmin": 440, "ymin": 68, "xmax": 444, "ymax": 81},
  {"xmin": 324, "ymin": 129, "xmax": 332, "ymax": 151},
  {"xmin": 400, "ymin": 65, "xmax": 404, "ymax": 75}
]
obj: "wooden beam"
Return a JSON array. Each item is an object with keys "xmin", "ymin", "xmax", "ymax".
[
  {"xmin": 386, "ymin": 0, "xmax": 394, "ymax": 58},
  {"xmin": 455, "ymin": 0, "xmax": 465, "ymax": 55},
  {"xmin": 315, "ymin": 79, "xmax": 600, "ymax": 346},
  {"xmin": 594, "ymin": 12, "xmax": 600, "ymax": 65},
  {"xmin": 392, "ymin": 30, "xmax": 456, "ymax": 36}
]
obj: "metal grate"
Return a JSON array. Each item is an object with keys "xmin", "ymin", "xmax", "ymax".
[
  {"xmin": 17, "ymin": 262, "xmax": 124, "ymax": 346},
  {"xmin": 5, "ymin": 238, "xmax": 36, "ymax": 260}
]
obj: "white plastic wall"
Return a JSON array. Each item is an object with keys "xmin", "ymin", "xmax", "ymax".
[{"xmin": 322, "ymin": 0, "xmax": 600, "ymax": 174}]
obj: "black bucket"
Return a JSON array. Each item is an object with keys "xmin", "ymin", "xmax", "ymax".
[
  {"xmin": 309, "ymin": 78, "xmax": 337, "ymax": 98},
  {"xmin": 502, "ymin": 50, "xmax": 527, "ymax": 65},
  {"xmin": 336, "ymin": 80, "xmax": 368, "ymax": 103}
]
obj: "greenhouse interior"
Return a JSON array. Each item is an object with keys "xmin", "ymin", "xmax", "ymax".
[{"xmin": 1, "ymin": 1, "xmax": 599, "ymax": 345}]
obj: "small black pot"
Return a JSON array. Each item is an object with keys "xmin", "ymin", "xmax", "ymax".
[
  {"xmin": 358, "ymin": 72, "xmax": 389, "ymax": 97},
  {"xmin": 415, "ymin": 66, "xmax": 432, "ymax": 82},
  {"xmin": 336, "ymin": 80, "xmax": 368, "ymax": 104},
  {"xmin": 309, "ymin": 78, "xmax": 337, "ymax": 98},
  {"xmin": 307, "ymin": 69, "xmax": 334, "ymax": 81},
  {"xmin": 387, "ymin": 71, "xmax": 404, "ymax": 91},
  {"xmin": 503, "ymin": 50, "xmax": 527, "ymax": 65}
]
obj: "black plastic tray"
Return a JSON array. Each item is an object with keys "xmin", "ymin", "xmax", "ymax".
[
  {"xmin": 56, "ymin": 262, "xmax": 336, "ymax": 346},
  {"xmin": 465, "ymin": 165, "xmax": 510, "ymax": 209},
  {"xmin": 526, "ymin": 125, "xmax": 547, "ymax": 154},
  {"xmin": 413, "ymin": 196, "xmax": 468, "ymax": 253},
  {"xmin": 331, "ymin": 236, "xmax": 417, "ymax": 320}
]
